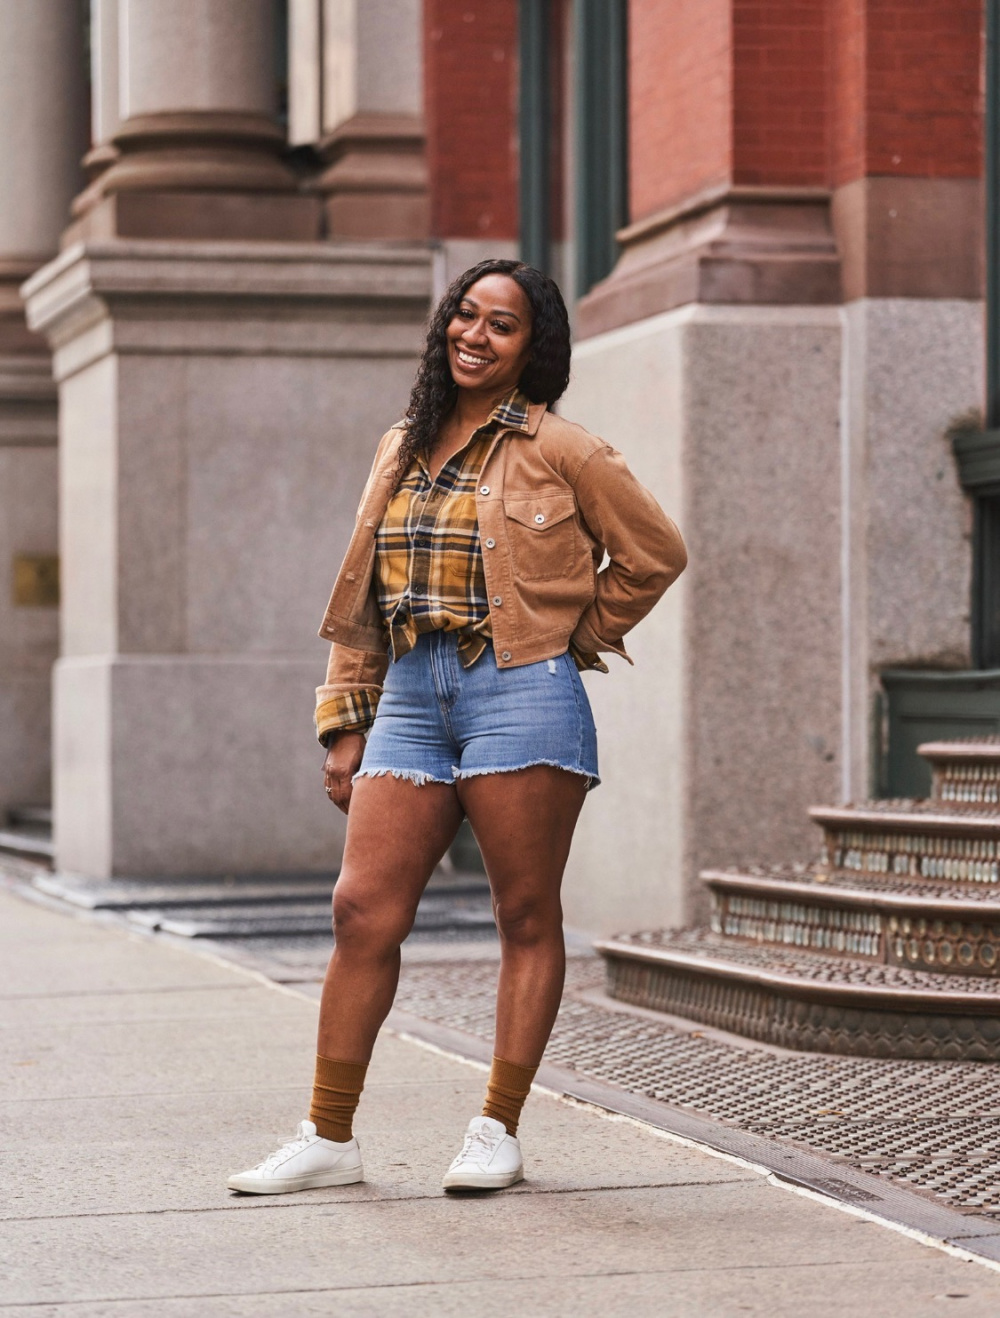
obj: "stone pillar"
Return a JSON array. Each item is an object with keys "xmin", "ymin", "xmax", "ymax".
[
  {"xmin": 23, "ymin": 243, "xmax": 431, "ymax": 877},
  {"xmin": 560, "ymin": 0, "xmax": 983, "ymax": 937},
  {"xmin": 0, "ymin": 0, "xmax": 86, "ymax": 820},
  {"xmin": 288, "ymin": 0, "xmax": 428, "ymax": 239},
  {"xmin": 69, "ymin": 0, "xmax": 317, "ymax": 243}
]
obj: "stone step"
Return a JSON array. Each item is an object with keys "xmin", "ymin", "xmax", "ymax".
[
  {"xmin": 32, "ymin": 868, "xmax": 487, "ymax": 912},
  {"xmin": 0, "ymin": 828, "xmax": 54, "ymax": 861},
  {"xmin": 920, "ymin": 736, "xmax": 1000, "ymax": 805},
  {"xmin": 596, "ymin": 928, "xmax": 1000, "ymax": 1059},
  {"xmin": 810, "ymin": 803, "xmax": 1000, "ymax": 884},
  {"xmin": 703, "ymin": 866, "xmax": 1000, "ymax": 974},
  {"xmin": 128, "ymin": 893, "xmax": 496, "ymax": 939}
]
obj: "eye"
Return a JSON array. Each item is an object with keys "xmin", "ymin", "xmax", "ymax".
[
  {"xmin": 491, "ymin": 321, "xmax": 512, "ymax": 333},
  {"xmin": 456, "ymin": 307, "xmax": 474, "ymax": 320}
]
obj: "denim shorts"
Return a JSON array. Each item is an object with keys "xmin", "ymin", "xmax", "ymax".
[{"xmin": 356, "ymin": 631, "xmax": 600, "ymax": 790}]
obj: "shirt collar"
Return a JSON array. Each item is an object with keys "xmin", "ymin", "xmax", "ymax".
[{"xmin": 489, "ymin": 388, "xmax": 533, "ymax": 434}]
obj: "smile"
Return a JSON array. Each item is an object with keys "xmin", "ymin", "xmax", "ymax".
[{"xmin": 456, "ymin": 349, "xmax": 494, "ymax": 367}]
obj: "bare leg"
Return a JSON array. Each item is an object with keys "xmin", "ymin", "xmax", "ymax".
[
  {"xmin": 317, "ymin": 776, "xmax": 464, "ymax": 1062},
  {"xmin": 457, "ymin": 767, "xmax": 587, "ymax": 1066}
]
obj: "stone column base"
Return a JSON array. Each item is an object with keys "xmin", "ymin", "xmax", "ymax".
[
  {"xmin": 317, "ymin": 114, "xmax": 429, "ymax": 240},
  {"xmin": 54, "ymin": 656, "xmax": 345, "ymax": 878},
  {"xmin": 23, "ymin": 239, "xmax": 432, "ymax": 880}
]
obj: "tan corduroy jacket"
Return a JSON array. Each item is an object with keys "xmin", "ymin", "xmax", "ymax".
[{"xmin": 314, "ymin": 401, "xmax": 687, "ymax": 743}]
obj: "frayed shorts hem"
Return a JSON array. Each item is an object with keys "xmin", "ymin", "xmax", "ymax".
[
  {"xmin": 352, "ymin": 767, "xmax": 453, "ymax": 787},
  {"xmin": 454, "ymin": 761, "xmax": 600, "ymax": 791},
  {"xmin": 353, "ymin": 760, "xmax": 600, "ymax": 791}
]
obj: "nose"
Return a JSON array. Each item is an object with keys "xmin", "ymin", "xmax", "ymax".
[{"xmin": 461, "ymin": 317, "xmax": 488, "ymax": 345}]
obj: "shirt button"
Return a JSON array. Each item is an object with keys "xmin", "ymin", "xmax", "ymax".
[
  {"xmin": 484, "ymin": 537, "xmax": 496, "ymax": 549},
  {"xmin": 480, "ymin": 485, "xmax": 490, "ymax": 495},
  {"xmin": 501, "ymin": 650, "xmax": 511, "ymax": 662},
  {"xmin": 492, "ymin": 596, "xmax": 503, "ymax": 606},
  {"xmin": 534, "ymin": 513, "xmax": 545, "ymax": 524}
]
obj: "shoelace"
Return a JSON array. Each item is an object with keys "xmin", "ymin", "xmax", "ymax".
[
  {"xmin": 255, "ymin": 1124, "xmax": 313, "ymax": 1173},
  {"xmin": 458, "ymin": 1124, "xmax": 503, "ymax": 1165}
]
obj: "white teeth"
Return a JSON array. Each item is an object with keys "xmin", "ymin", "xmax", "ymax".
[{"xmin": 457, "ymin": 350, "xmax": 491, "ymax": 366}]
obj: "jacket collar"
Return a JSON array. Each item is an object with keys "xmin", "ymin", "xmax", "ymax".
[{"xmin": 391, "ymin": 389, "xmax": 546, "ymax": 440}]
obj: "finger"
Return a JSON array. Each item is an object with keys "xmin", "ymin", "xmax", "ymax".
[{"xmin": 334, "ymin": 779, "xmax": 353, "ymax": 815}]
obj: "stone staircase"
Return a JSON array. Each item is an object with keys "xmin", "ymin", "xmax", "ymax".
[{"xmin": 596, "ymin": 738, "xmax": 1000, "ymax": 1059}]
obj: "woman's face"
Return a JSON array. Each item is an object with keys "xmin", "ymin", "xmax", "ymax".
[{"xmin": 445, "ymin": 274, "xmax": 533, "ymax": 397}]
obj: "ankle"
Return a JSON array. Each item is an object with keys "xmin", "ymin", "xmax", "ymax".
[
  {"xmin": 482, "ymin": 1056, "xmax": 538, "ymax": 1136},
  {"xmin": 309, "ymin": 1055, "xmax": 368, "ymax": 1143}
]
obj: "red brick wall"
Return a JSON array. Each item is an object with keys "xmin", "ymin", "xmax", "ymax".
[
  {"xmin": 732, "ymin": 0, "xmax": 828, "ymax": 186},
  {"xmin": 629, "ymin": 0, "xmax": 732, "ymax": 221},
  {"xmin": 863, "ymin": 0, "xmax": 982, "ymax": 181},
  {"xmin": 627, "ymin": 0, "xmax": 982, "ymax": 223},
  {"xmin": 423, "ymin": 0, "xmax": 519, "ymax": 239}
]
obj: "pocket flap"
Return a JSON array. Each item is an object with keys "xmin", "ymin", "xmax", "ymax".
[{"xmin": 504, "ymin": 494, "xmax": 576, "ymax": 531}]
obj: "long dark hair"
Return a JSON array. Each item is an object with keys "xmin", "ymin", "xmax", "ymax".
[{"xmin": 396, "ymin": 259, "xmax": 571, "ymax": 479}]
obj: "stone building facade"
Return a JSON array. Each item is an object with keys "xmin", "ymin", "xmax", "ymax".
[{"xmin": 0, "ymin": 1, "xmax": 993, "ymax": 937}]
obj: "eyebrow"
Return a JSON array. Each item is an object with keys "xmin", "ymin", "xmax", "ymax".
[{"xmin": 460, "ymin": 296, "xmax": 523, "ymax": 324}]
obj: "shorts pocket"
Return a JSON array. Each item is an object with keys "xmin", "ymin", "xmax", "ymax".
[{"xmin": 504, "ymin": 493, "xmax": 578, "ymax": 582}]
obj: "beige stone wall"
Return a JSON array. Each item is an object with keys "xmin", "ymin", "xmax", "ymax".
[
  {"xmin": 26, "ymin": 241, "xmax": 431, "ymax": 877},
  {"xmin": 562, "ymin": 305, "xmax": 844, "ymax": 933},
  {"xmin": 841, "ymin": 297, "xmax": 981, "ymax": 797}
]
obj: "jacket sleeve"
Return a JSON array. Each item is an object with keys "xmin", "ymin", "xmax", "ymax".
[
  {"xmin": 314, "ymin": 641, "xmax": 389, "ymax": 745},
  {"xmin": 568, "ymin": 444, "xmax": 687, "ymax": 660}
]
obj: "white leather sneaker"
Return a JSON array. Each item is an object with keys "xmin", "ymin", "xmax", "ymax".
[
  {"xmin": 227, "ymin": 1120, "xmax": 363, "ymax": 1194},
  {"xmin": 442, "ymin": 1115, "xmax": 524, "ymax": 1190}
]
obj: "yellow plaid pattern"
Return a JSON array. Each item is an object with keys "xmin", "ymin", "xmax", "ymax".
[{"xmin": 319, "ymin": 393, "xmax": 530, "ymax": 738}]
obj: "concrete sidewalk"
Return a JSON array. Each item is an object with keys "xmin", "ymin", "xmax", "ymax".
[{"xmin": 2, "ymin": 887, "xmax": 999, "ymax": 1317}]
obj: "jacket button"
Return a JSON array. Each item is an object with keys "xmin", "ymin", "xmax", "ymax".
[
  {"xmin": 501, "ymin": 651, "xmax": 511, "ymax": 662},
  {"xmin": 480, "ymin": 485, "xmax": 490, "ymax": 495},
  {"xmin": 484, "ymin": 537, "xmax": 496, "ymax": 549},
  {"xmin": 492, "ymin": 596, "xmax": 503, "ymax": 606},
  {"xmin": 534, "ymin": 513, "xmax": 545, "ymax": 524}
]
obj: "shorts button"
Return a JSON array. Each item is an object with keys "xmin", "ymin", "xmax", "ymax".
[
  {"xmin": 534, "ymin": 513, "xmax": 545, "ymax": 524},
  {"xmin": 492, "ymin": 596, "xmax": 503, "ymax": 606},
  {"xmin": 480, "ymin": 485, "xmax": 490, "ymax": 495},
  {"xmin": 501, "ymin": 650, "xmax": 511, "ymax": 662},
  {"xmin": 484, "ymin": 537, "xmax": 496, "ymax": 548}
]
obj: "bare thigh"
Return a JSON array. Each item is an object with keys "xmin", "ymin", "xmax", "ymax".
[
  {"xmin": 334, "ymin": 774, "xmax": 465, "ymax": 934},
  {"xmin": 457, "ymin": 766, "xmax": 587, "ymax": 912}
]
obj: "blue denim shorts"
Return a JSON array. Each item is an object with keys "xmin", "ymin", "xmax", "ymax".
[{"xmin": 356, "ymin": 631, "xmax": 600, "ymax": 790}]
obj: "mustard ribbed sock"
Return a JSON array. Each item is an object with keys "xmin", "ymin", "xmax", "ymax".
[
  {"xmin": 482, "ymin": 1055, "xmax": 538, "ymax": 1136},
  {"xmin": 309, "ymin": 1055, "xmax": 368, "ymax": 1143}
]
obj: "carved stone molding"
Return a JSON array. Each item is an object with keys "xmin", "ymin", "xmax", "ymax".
[
  {"xmin": 577, "ymin": 183, "xmax": 841, "ymax": 339},
  {"xmin": 67, "ymin": 113, "xmax": 319, "ymax": 245},
  {"xmin": 315, "ymin": 113, "xmax": 429, "ymax": 241}
]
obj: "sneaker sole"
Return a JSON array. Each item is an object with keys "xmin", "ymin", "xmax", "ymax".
[
  {"xmin": 227, "ymin": 1166, "xmax": 364, "ymax": 1195},
  {"xmin": 442, "ymin": 1167, "xmax": 524, "ymax": 1191}
]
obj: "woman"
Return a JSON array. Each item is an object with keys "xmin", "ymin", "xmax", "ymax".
[{"xmin": 228, "ymin": 259, "xmax": 686, "ymax": 1195}]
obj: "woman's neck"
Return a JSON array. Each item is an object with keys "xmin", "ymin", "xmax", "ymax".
[{"xmin": 450, "ymin": 387, "xmax": 508, "ymax": 434}]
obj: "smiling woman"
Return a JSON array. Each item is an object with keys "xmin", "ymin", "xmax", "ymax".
[{"xmin": 227, "ymin": 259, "xmax": 687, "ymax": 1198}]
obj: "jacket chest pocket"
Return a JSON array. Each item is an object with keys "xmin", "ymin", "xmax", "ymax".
[{"xmin": 503, "ymin": 494, "xmax": 578, "ymax": 582}]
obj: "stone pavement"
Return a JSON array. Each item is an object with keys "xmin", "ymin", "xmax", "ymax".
[{"xmin": 3, "ymin": 886, "xmax": 1000, "ymax": 1316}]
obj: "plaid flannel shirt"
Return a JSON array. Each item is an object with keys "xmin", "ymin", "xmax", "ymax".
[{"xmin": 321, "ymin": 392, "xmax": 531, "ymax": 737}]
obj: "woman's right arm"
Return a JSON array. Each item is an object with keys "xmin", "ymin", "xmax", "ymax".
[{"xmin": 315, "ymin": 641, "xmax": 389, "ymax": 812}]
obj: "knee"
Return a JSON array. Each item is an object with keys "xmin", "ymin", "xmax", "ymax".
[
  {"xmin": 332, "ymin": 881, "xmax": 413, "ymax": 954},
  {"xmin": 493, "ymin": 892, "xmax": 562, "ymax": 948}
]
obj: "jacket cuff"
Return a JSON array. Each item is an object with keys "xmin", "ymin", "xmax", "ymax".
[{"xmin": 570, "ymin": 614, "xmax": 632, "ymax": 666}]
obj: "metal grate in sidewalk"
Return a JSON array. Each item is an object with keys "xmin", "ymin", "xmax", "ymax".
[{"xmin": 393, "ymin": 958, "xmax": 1000, "ymax": 1216}]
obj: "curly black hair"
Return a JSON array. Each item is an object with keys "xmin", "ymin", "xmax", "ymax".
[{"xmin": 395, "ymin": 259, "xmax": 571, "ymax": 481}]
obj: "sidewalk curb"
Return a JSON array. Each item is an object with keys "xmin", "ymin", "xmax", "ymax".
[{"xmin": 381, "ymin": 1007, "xmax": 1000, "ymax": 1276}]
